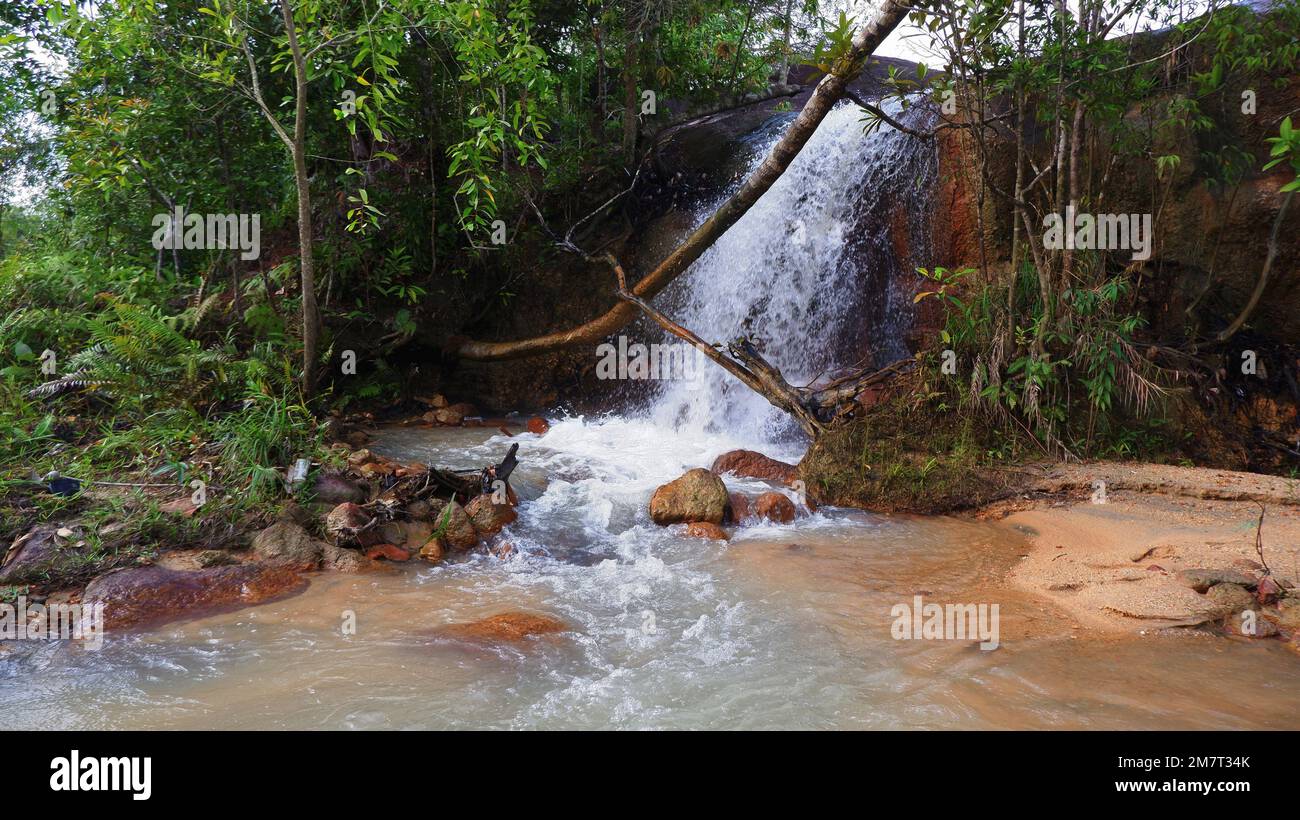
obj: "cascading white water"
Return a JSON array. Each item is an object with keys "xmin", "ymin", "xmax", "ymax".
[{"xmin": 649, "ymin": 100, "xmax": 936, "ymax": 445}]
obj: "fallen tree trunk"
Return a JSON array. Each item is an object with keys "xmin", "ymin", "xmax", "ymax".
[{"xmin": 455, "ymin": 0, "xmax": 911, "ymax": 362}]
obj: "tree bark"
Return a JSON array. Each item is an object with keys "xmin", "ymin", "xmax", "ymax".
[
  {"xmin": 282, "ymin": 0, "xmax": 321, "ymax": 399},
  {"xmin": 455, "ymin": 0, "xmax": 911, "ymax": 362}
]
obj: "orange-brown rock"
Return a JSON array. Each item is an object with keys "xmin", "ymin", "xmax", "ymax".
[
  {"xmin": 418, "ymin": 536, "xmax": 447, "ymax": 563},
  {"xmin": 727, "ymin": 493, "xmax": 751, "ymax": 523},
  {"xmin": 754, "ymin": 492, "xmax": 797, "ymax": 523},
  {"xmin": 83, "ymin": 565, "xmax": 307, "ymax": 630},
  {"xmin": 710, "ymin": 449, "xmax": 798, "ymax": 485},
  {"xmin": 649, "ymin": 468, "xmax": 729, "ymax": 525},
  {"xmin": 442, "ymin": 611, "xmax": 569, "ymax": 643},
  {"xmin": 685, "ymin": 522, "xmax": 729, "ymax": 540},
  {"xmin": 365, "ymin": 543, "xmax": 411, "ymax": 562},
  {"xmin": 465, "ymin": 494, "xmax": 518, "ymax": 536},
  {"xmin": 526, "ymin": 416, "xmax": 550, "ymax": 435}
]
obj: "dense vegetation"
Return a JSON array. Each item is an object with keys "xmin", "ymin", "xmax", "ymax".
[{"xmin": 2, "ymin": 0, "xmax": 1298, "ymax": 557}]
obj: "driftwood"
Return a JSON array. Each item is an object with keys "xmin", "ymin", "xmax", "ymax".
[{"xmin": 608, "ymin": 255, "xmax": 912, "ymax": 437}]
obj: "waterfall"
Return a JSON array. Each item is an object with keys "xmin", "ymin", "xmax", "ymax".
[{"xmin": 647, "ymin": 99, "xmax": 937, "ymax": 445}]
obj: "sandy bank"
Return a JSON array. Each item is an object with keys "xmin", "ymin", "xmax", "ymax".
[{"xmin": 977, "ymin": 462, "xmax": 1300, "ymax": 635}]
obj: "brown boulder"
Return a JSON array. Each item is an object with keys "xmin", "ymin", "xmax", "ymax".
[
  {"xmin": 710, "ymin": 449, "xmax": 798, "ymax": 485},
  {"xmin": 649, "ymin": 468, "xmax": 729, "ymax": 525},
  {"xmin": 754, "ymin": 492, "xmax": 797, "ymax": 523},
  {"xmin": 526, "ymin": 416, "xmax": 551, "ymax": 435},
  {"xmin": 83, "ymin": 565, "xmax": 307, "ymax": 630},
  {"xmin": 685, "ymin": 522, "xmax": 729, "ymax": 540},
  {"xmin": 322, "ymin": 544, "xmax": 379, "ymax": 573},
  {"xmin": 441, "ymin": 611, "xmax": 569, "ymax": 643},
  {"xmin": 418, "ymin": 537, "xmax": 448, "ymax": 563},
  {"xmin": 325, "ymin": 502, "xmax": 372, "ymax": 545},
  {"xmin": 727, "ymin": 493, "xmax": 751, "ymax": 523},
  {"xmin": 465, "ymin": 495, "xmax": 518, "ymax": 537},
  {"xmin": 251, "ymin": 520, "xmax": 326, "ymax": 570},
  {"xmin": 434, "ymin": 407, "xmax": 464, "ymax": 425},
  {"xmin": 436, "ymin": 501, "xmax": 479, "ymax": 551}
]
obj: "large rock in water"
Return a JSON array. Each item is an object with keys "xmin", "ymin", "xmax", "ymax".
[
  {"xmin": 438, "ymin": 501, "xmax": 480, "ymax": 551},
  {"xmin": 649, "ymin": 468, "xmax": 729, "ymax": 525},
  {"xmin": 710, "ymin": 449, "xmax": 798, "ymax": 485},
  {"xmin": 754, "ymin": 492, "xmax": 797, "ymax": 523},
  {"xmin": 465, "ymin": 495, "xmax": 518, "ymax": 536},
  {"xmin": 83, "ymin": 565, "xmax": 307, "ymax": 630},
  {"xmin": 251, "ymin": 520, "xmax": 326, "ymax": 570}
]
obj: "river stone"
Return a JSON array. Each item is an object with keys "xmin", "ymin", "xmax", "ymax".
[
  {"xmin": 1175, "ymin": 567, "xmax": 1257, "ymax": 594},
  {"xmin": 727, "ymin": 493, "xmax": 752, "ymax": 523},
  {"xmin": 83, "ymin": 565, "xmax": 307, "ymax": 630},
  {"xmin": 465, "ymin": 495, "xmax": 518, "ymax": 537},
  {"xmin": 419, "ymin": 536, "xmax": 447, "ymax": 563},
  {"xmin": 325, "ymin": 502, "xmax": 372, "ymax": 545},
  {"xmin": 322, "ymin": 544, "xmax": 376, "ymax": 573},
  {"xmin": 438, "ymin": 501, "xmax": 479, "ymax": 551},
  {"xmin": 685, "ymin": 522, "xmax": 729, "ymax": 540},
  {"xmin": 754, "ymin": 491, "xmax": 797, "ymax": 523},
  {"xmin": 710, "ymin": 449, "xmax": 798, "ymax": 485},
  {"xmin": 251, "ymin": 520, "xmax": 326, "ymax": 570},
  {"xmin": 441, "ymin": 611, "xmax": 568, "ymax": 643},
  {"xmin": 526, "ymin": 416, "xmax": 550, "ymax": 435},
  {"xmin": 1205, "ymin": 582, "xmax": 1256, "ymax": 615},
  {"xmin": 649, "ymin": 468, "xmax": 729, "ymax": 525}
]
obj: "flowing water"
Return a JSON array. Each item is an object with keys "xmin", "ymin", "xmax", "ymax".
[{"xmin": 3, "ymin": 104, "xmax": 1299, "ymax": 730}]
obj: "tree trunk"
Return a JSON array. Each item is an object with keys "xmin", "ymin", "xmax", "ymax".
[
  {"xmin": 455, "ymin": 0, "xmax": 912, "ymax": 362},
  {"xmin": 621, "ymin": 28, "xmax": 640, "ymax": 166},
  {"xmin": 282, "ymin": 0, "xmax": 320, "ymax": 399}
]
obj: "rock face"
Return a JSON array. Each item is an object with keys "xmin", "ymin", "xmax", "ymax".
[
  {"xmin": 685, "ymin": 522, "xmax": 729, "ymax": 540},
  {"xmin": 251, "ymin": 520, "xmax": 326, "ymax": 570},
  {"xmin": 649, "ymin": 468, "xmax": 730, "ymax": 525},
  {"xmin": 754, "ymin": 492, "xmax": 797, "ymax": 523},
  {"xmin": 83, "ymin": 565, "xmax": 307, "ymax": 630},
  {"xmin": 465, "ymin": 495, "xmax": 518, "ymax": 537},
  {"xmin": 710, "ymin": 449, "xmax": 798, "ymax": 485},
  {"xmin": 438, "ymin": 501, "xmax": 480, "ymax": 551},
  {"xmin": 441, "ymin": 611, "xmax": 568, "ymax": 643}
]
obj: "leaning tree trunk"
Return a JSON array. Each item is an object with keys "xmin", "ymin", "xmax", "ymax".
[{"xmin": 455, "ymin": 0, "xmax": 911, "ymax": 361}]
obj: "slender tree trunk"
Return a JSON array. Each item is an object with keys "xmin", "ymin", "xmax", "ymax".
[
  {"xmin": 282, "ymin": 0, "xmax": 320, "ymax": 399},
  {"xmin": 622, "ymin": 27, "xmax": 640, "ymax": 166},
  {"xmin": 777, "ymin": 0, "xmax": 794, "ymax": 84},
  {"xmin": 455, "ymin": 0, "xmax": 913, "ymax": 361}
]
